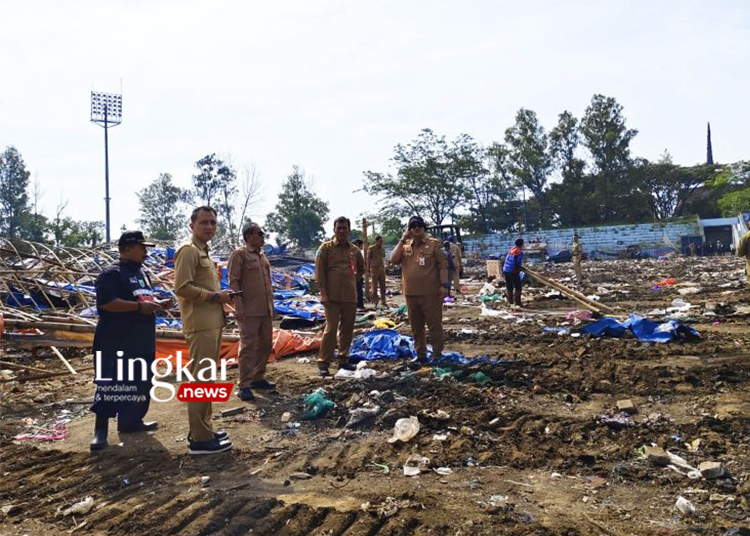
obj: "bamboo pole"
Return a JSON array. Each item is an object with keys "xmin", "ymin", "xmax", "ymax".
[{"xmin": 523, "ymin": 266, "xmax": 617, "ymax": 314}]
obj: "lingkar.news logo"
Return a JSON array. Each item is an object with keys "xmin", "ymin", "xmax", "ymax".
[{"xmin": 95, "ymin": 351, "xmax": 233, "ymax": 402}]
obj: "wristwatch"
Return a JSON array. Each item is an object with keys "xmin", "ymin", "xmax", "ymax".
[
  {"xmin": 211, "ymin": 292, "xmax": 220, "ymax": 301},
  {"xmin": 442, "ymin": 283, "xmax": 450, "ymax": 289}
]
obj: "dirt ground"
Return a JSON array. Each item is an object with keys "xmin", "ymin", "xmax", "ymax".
[{"xmin": 1, "ymin": 256, "xmax": 750, "ymax": 535}]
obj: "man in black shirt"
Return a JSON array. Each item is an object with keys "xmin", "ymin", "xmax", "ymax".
[{"xmin": 90, "ymin": 231, "xmax": 172, "ymax": 451}]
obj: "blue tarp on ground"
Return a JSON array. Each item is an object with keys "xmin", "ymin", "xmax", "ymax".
[
  {"xmin": 274, "ymin": 289, "xmax": 306, "ymax": 299},
  {"xmin": 274, "ymin": 299, "xmax": 325, "ymax": 320},
  {"xmin": 579, "ymin": 314, "xmax": 700, "ymax": 343},
  {"xmin": 349, "ymin": 329, "xmax": 506, "ymax": 366}
]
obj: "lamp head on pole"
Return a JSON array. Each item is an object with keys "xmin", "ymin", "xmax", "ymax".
[{"xmin": 90, "ymin": 91, "xmax": 122, "ymax": 126}]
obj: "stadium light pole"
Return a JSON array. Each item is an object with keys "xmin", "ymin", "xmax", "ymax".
[{"xmin": 90, "ymin": 91, "xmax": 122, "ymax": 243}]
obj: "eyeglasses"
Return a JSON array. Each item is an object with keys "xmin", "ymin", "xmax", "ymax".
[{"xmin": 409, "ymin": 224, "xmax": 425, "ymax": 230}]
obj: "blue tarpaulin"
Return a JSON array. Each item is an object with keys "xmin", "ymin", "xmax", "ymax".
[
  {"xmin": 274, "ymin": 299, "xmax": 325, "ymax": 320},
  {"xmin": 349, "ymin": 329, "xmax": 506, "ymax": 366},
  {"xmin": 579, "ymin": 314, "xmax": 700, "ymax": 343},
  {"xmin": 274, "ymin": 289, "xmax": 306, "ymax": 299}
]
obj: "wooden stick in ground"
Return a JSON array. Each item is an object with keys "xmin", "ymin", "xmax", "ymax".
[
  {"xmin": 0, "ymin": 366, "xmax": 95, "ymax": 384},
  {"xmin": 0, "ymin": 359, "xmax": 54, "ymax": 374},
  {"xmin": 50, "ymin": 346, "xmax": 78, "ymax": 375},
  {"xmin": 524, "ymin": 266, "xmax": 617, "ymax": 314}
]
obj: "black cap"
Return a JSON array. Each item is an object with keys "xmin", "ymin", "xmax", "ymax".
[
  {"xmin": 408, "ymin": 216, "xmax": 426, "ymax": 228},
  {"xmin": 117, "ymin": 230, "xmax": 156, "ymax": 247}
]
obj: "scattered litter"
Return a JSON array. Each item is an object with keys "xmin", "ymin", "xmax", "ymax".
[
  {"xmin": 345, "ymin": 404, "xmax": 381, "ymax": 428},
  {"xmin": 699, "ymin": 461, "xmax": 726, "ymax": 479},
  {"xmin": 302, "ymin": 389, "xmax": 335, "ymax": 420},
  {"xmin": 281, "ymin": 412, "xmax": 292, "ymax": 423},
  {"xmin": 13, "ymin": 420, "xmax": 69, "ymax": 442},
  {"xmin": 597, "ymin": 412, "xmax": 634, "ymax": 429},
  {"xmin": 61, "ymin": 497, "xmax": 94, "ymax": 516},
  {"xmin": 297, "ymin": 357, "xmax": 310, "ymax": 364},
  {"xmin": 489, "ymin": 495, "xmax": 509, "ymax": 507},
  {"xmin": 469, "ymin": 371, "xmax": 491, "ymax": 385},
  {"xmin": 388, "ymin": 416, "xmax": 420, "ymax": 443},
  {"xmin": 434, "ymin": 467, "xmax": 453, "ymax": 476},
  {"xmin": 675, "ymin": 496, "xmax": 697, "ymax": 516},
  {"xmin": 403, "ymin": 454, "xmax": 430, "ymax": 477}
]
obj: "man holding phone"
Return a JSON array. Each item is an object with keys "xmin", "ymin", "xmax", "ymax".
[
  {"xmin": 390, "ymin": 216, "xmax": 448, "ymax": 364},
  {"xmin": 227, "ymin": 222, "xmax": 275, "ymax": 401}
]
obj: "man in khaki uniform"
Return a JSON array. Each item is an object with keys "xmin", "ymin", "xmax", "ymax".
[
  {"xmin": 390, "ymin": 216, "xmax": 448, "ymax": 364},
  {"xmin": 228, "ymin": 223, "xmax": 275, "ymax": 402},
  {"xmin": 174, "ymin": 206, "xmax": 234, "ymax": 455},
  {"xmin": 367, "ymin": 235, "xmax": 387, "ymax": 307},
  {"xmin": 448, "ymin": 236, "xmax": 462, "ymax": 295},
  {"xmin": 736, "ymin": 230, "xmax": 750, "ymax": 287},
  {"xmin": 315, "ymin": 216, "xmax": 365, "ymax": 376},
  {"xmin": 572, "ymin": 233, "xmax": 583, "ymax": 283}
]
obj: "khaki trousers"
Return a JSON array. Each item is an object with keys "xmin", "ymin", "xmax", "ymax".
[
  {"xmin": 237, "ymin": 315, "xmax": 273, "ymax": 388},
  {"xmin": 453, "ymin": 269, "xmax": 461, "ymax": 293},
  {"xmin": 573, "ymin": 256, "xmax": 582, "ymax": 282},
  {"xmin": 318, "ymin": 301, "xmax": 356, "ymax": 365},
  {"xmin": 186, "ymin": 327, "xmax": 222, "ymax": 443},
  {"xmin": 405, "ymin": 294, "xmax": 444, "ymax": 358},
  {"xmin": 370, "ymin": 269, "xmax": 387, "ymax": 304}
]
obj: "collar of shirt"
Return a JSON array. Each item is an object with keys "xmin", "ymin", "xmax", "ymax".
[
  {"xmin": 118, "ymin": 259, "xmax": 143, "ymax": 270},
  {"xmin": 245, "ymin": 245, "xmax": 262, "ymax": 254},
  {"xmin": 332, "ymin": 237, "xmax": 350, "ymax": 247},
  {"xmin": 191, "ymin": 236, "xmax": 209, "ymax": 252},
  {"xmin": 410, "ymin": 236, "xmax": 426, "ymax": 246}
]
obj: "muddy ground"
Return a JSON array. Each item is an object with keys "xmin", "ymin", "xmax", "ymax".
[{"xmin": 1, "ymin": 256, "xmax": 749, "ymax": 535}]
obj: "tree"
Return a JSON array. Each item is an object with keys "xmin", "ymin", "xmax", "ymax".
[
  {"xmin": 362, "ymin": 129, "xmax": 471, "ymax": 226},
  {"xmin": 137, "ymin": 173, "xmax": 193, "ymax": 241},
  {"xmin": 580, "ymin": 94, "xmax": 638, "ymax": 222},
  {"xmin": 547, "ymin": 111, "xmax": 591, "ymax": 226},
  {"xmin": 265, "ymin": 166, "xmax": 329, "ymax": 248},
  {"xmin": 0, "ymin": 146, "xmax": 31, "ymax": 239},
  {"xmin": 714, "ymin": 161, "xmax": 750, "ymax": 216},
  {"xmin": 504, "ymin": 109, "xmax": 552, "ymax": 229}
]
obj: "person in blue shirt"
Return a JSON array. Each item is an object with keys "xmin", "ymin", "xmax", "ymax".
[{"xmin": 502, "ymin": 238, "xmax": 524, "ymax": 307}]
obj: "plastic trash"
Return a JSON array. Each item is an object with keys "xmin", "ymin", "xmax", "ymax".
[
  {"xmin": 675, "ymin": 496, "xmax": 696, "ymax": 516},
  {"xmin": 434, "ymin": 467, "xmax": 453, "ymax": 476},
  {"xmin": 388, "ymin": 416, "xmax": 420, "ymax": 443},
  {"xmin": 433, "ymin": 367, "xmax": 455, "ymax": 380},
  {"xmin": 345, "ymin": 404, "xmax": 380, "ymax": 428},
  {"xmin": 403, "ymin": 454, "xmax": 430, "ymax": 477},
  {"xmin": 302, "ymin": 389, "xmax": 335, "ymax": 420},
  {"xmin": 478, "ymin": 283, "xmax": 496, "ymax": 297},
  {"xmin": 470, "ymin": 371, "xmax": 491, "ymax": 385},
  {"xmin": 62, "ymin": 496, "xmax": 94, "ymax": 516},
  {"xmin": 373, "ymin": 318, "xmax": 396, "ymax": 329},
  {"xmin": 543, "ymin": 327, "xmax": 570, "ymax": 336}
]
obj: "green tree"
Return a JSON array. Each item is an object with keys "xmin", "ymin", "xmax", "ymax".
[
  {"xmin": 504, "ymin": 109, "xmax": 553, "ymax": 230},
  {"xmin": 362, "ymin": 129, "xmax": 471, "ymax": 226},
  {"xmin": 137, "ymin": 173, "xmax": 193, "ymax": 241},
  {"xmin": 0, "ymin": 147, "xmax": 31, "ymax": 239},
  {"xmin": 580, "ymin": 94, "xmax": 638, "ymax": 222},
  {"xmin": 547, "ymin": 111, "xmax": 591, "ymax": 226},
  {"xmin": 715, "ymin": 161, "xmax": 750, "ymax": 216},
  {"xmin": 265, "ymin": 166, "xmax": 330, "ymax": 248}
]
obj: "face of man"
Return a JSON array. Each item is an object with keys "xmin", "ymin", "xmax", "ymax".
[
  {"xmin": 409, "ymin": 222, "xmax": 426, "ymax": 241},
  {"xmin": 376, "ymin": 238, "xmax": 382, "ymax": 247},
  {"xmin": 121, "ymin": 243, "xmax": 147, "ymax": 263},
  {"xmin": 245, "ymin": 226, "xmax": 265, "ymax": 249},
  {"xmin": 334, "ymin": 221, "xmax": 350, "ymax": 243},
  {"xmin": 190, "ymin": 210, "xmax": 217, "ymax": 243}
]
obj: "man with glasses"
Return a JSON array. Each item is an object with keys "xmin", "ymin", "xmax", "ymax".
[
  {"xmin": 390, "ymin": 216, "xmax": 448, "ymax": 364},
  {"xmin": 227, "ymin": 223, "xmax": 275, "ymax": 402},
  {"xmin": 315, "ymin": 216, "xmax": 365, "ymax": 377}
]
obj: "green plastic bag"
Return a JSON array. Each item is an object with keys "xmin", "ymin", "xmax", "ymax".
[
  {"xmin": 433, "ymin": 367, "xmax": 454, "ymax": 380},
  {"xmin": 302, "ymin": 389, "xmax": 335, "ymax": 420},
  {"xmin": 470, "ymin": 371, "xmax": 491, "ymax": 385}
]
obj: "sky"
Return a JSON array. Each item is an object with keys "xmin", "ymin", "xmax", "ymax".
[{"xmin": 1, "ymin": 0, "xmax": 748, "ymax": 237}]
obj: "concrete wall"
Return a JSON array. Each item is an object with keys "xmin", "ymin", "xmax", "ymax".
[{"xmin": 464, "ymin": 217, "xmax": 704, "ymax": 257}]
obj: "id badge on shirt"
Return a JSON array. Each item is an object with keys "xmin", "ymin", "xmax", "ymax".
[{"xmin": 417, "ymin": 256, "xmax": 426, "ymax": 266}]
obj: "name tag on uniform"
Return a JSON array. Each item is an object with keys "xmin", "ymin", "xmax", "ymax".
[{"xmin": 417, "ymin": 256, "xmax": 426, "ymax": 266}]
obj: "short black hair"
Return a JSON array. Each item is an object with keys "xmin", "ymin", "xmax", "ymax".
[
  {"xmin": 333, "ymin": 216, "xmax": 351, "ymax": 229},
  {"xmin": 242, "ymin": 222, "xmax": 261, "ymax": 241},
  {"xmin": 191, "ymin": 206, "xmax": 217, "ymax": 223},
  {"xmin": 515, "ymin": 238, "xmax": 524, "ymax": 247},
  {"xmin": 375, "ymin": 235, "xmax": 382, "ymax": 241}
]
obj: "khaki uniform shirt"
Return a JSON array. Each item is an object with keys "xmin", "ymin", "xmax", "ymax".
[
  {"xmin": 737, "ymin": 231, "xmax": 750, "ymax": 275},
  {"xmin": 174, "ymin": 237, "xmax": 225, "ymax": 334},
  {"xmin": 315, "ymin": 237, "xmax": 365, "ymax": 303},
  {"xmin": 396, "ymin": 236, "xmax": 447, "ymax": 296},
  {"xmin": 227, "ymin": 245, "xmax": 274, "ymax": 318},
  {"xmin": 572, "ymin": 241, "xmax": 582, "ymax": 258},
  {"xmin": 367, "ymin": 244, "xmax": 386, "ymax": 275},
  {"xmin": 449, "ymin": 242, "xmax": 462, "ymax": 270}
]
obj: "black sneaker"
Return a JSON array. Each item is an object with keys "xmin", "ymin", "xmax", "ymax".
[
  {"xmin": 238, "ymin": 387, "xmax": 255, "ymax": 401},
  {"xmin": 250, "ymin": 379, "xmax": 276, "ymax": 390},
  {"xmin": 215, "ymin": 431, "xmax": 228, "ymax": 441},
  {"xmin": 338, "ymin": 363, "xmax": 356, "ymax": 372},
  {"xmin": 188, "ymin": 438, "xmax": 232, "ymax": 455},
  {"xmin": 318, "ymin": 366, "xmax": 330, "ymax": 377}
]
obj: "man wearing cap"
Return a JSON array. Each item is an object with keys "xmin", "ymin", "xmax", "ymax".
[
  {"xmin": 174, "ymin": 206, "xmax": 235, "ymax": 455},
  {"xmin": 390, "ymin": 216, "xmax": 448, "ymax": 364},
  {"xmin": 315, "ymin": 216, "xmax": 365, "ymax": 377},
  {"xmin": 90, "ymin": 231, "xmax": 172, "ymax": 451},
  {"xmin": 227, "ymin": 223, "xmax": 275, "ymax": 402},
  {"xmin": 367, "ymin": 235, "xmax": 388, "ymax": 307}
]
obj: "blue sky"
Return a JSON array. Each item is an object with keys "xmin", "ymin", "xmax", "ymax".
[{"xmin": 1, "ymin": 0, "xmax": 748, "ymax": 234}]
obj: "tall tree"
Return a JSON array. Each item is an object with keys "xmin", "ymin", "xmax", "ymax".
[
  {"xmin": 362, "ymin": 129, "xmax": 470, "ymax": 226},
  {"xmin": 137, "ymin": 173, "xmax": 193, "ymax": 241},
  {"xmin": 265, "ymin": 166, "xmax": 329, "ymax": 248},
  {"xmin": 547, "ymin": 111, "xmax": 590, "ymax": 226},
  {"xmin": 504, "ymin": 109, "xmax": 552, "ymax": 230},
  {"xmin": 707, "ymin": 122, "xmax": 714, "ymax": 165},
  {"xmin": 580, "ymin": 94, "xmax": 638, "ymax": 222},
  {"xmin": 0, "ymin": 147, "xmax": 31, "ymax": 239}
]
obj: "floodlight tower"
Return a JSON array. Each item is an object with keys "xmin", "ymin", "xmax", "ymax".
[{"xmin": 90, "ymin": 91, "xmax": 122, "ymax": 243}]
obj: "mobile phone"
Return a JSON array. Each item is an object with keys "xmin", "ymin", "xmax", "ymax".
[{"xmin": 229, "ymin": 290, "xmax": 244, "ymax": 297}]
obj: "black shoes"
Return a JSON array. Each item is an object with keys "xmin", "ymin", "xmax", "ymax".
[
  {"xmin": 215, "ymin": 431, "xmax": 229, "ymax": 441},
  {"xmin": 238, "ymin": 387, "xmax": 255, "ymax": 401},
  {"xmin": 338, "ymin": 363, "xmax": 356, "ymax": 371},
  {"xmin": 249, "ymin": 379, "xmax": 276, "ymax": 390},
  {"xmin": 188, "ymin": 437, "xmax": 233, "ymax": 455},
  {"xmin": 90, "ymin": 416, "xmax": 109, "ymax": 451},
  {"xmin": 318, "ymin": 366, "xmax": 330, "ymax": 377},
  {"xmin": 118, "ymin": 420, "xmax": 159, "ymax": 433}
]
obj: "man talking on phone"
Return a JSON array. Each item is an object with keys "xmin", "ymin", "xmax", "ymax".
[
  {"xmin": 390, "ymin": 216, "xmax": 448, "ymax": 365},
  {"xmin": 227, "ymin": 223, "xmax": 275, "ymax": 401}
]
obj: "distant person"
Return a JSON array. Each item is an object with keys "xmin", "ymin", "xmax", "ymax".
[
  {"xmin": 448, "ymin": 236, "xmax": 462, "ymax": 295},
  {"xmin": 353, "ymin": 239, "xmax": 366, "ymax": 310},
  {"xmin": 367, "ymin": 235, "xmax": 387, "ymax": 307},
  {"xmin": 688, "ymin": 242, "xmax": 697, "ymax": 257},
  {"xmin": 90, "ymin": 231, "xmax": 171, "ymax": 451},
  {"xmin": 503, "ymin": 238, "xmax": 525, "ymax": 307},
  {"xmin": 315, "ymin": 217, "xmax": 365, "ymax": 376},
  {"xmin": 227, "ymin": 223, "xmax": 275, "ymax": 403},
  {"xmin": 174, "ymin": 206, "xmax": 235, "ymax": 455},
  {"xmin": 443, "ymin": 241, "xmax": 455, "ymax": 297},
  {"xmin": 390, "ymin": 216, "xmax": 448, "ymax": 364},
  {"xmin": 737, "ymin": 230, "xmax": 750, "ymax": 287},
  {"xmin": 572, "ymin": 233, "xmax": 583, "ymax": 283}
]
